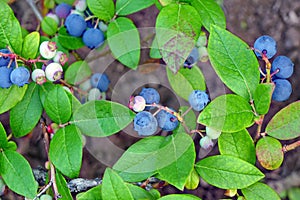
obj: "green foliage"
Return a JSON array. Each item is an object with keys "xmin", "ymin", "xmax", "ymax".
[
  {"xmin": 64, "ymin": 61, "xmax": 92, "ymax": 85},
  {"xmin": 253, "ymin": 83, "xmax": 274, "ymax": 115},
  {"xmin": 58, "ymin": 27, "xmax": 85, "ymax": 50},
  {"xmin": 107, "ymin": 17, "xmax": 141, "ymax": 69},
  {"xmin": 0, "ymin": 85, "xmax": 28, "ymax": 114},
  {"xmin": 116, "ymin": 0, "xmax": 155, "ymax": 15},
  {"xmin": 55, "ymin": 170, "xmax": 73, "ymax": 200},
  {"xmin": 87, "ymin": 0, "xmax": 115, "ymax": 22},
  {"xmin": 41, "ymin": 17, "xmax": 58, "ymax": 36},
  {"xmin": 21, "ymin": 31, "xmax": 40, "ymax": 59},
  {"xmin": 241, "ymin": 182, "xmax": 281, "ymax": 200}
]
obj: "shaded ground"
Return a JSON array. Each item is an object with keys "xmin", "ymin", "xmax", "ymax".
[{"xmin": 2, "ymin": 0, "xmax": 300, "ymax": 199}]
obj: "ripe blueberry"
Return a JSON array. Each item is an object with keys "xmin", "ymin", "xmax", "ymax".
[
  {"xmin": 272, "ymin": 79, "xmax": 292, "ymax": 102},
  {"xmin": 184, "ymin": 47, "xmax": 199, "ymax": 67},
  {"xmin": 82, "ymin": 28, "xmax": 104, "ymax": 49},
  {"xmin": 188, "ymin": 90, "xmax": 210, "ymax": 111},
  {"xmin": 271, "ymin": 55, "xmax": 294, "ymax": 79},
  {"xmin": 90, "ymin": 73, "xmax": 110, "ymax": 92},
  {"xmin": 156, "ymin": 109, "xmax": 179, "ymax": 131},
  {"xmin": 0, "ymin": 67, "xmax": 13, "ymax": 88},
  {"xmin": 55, "ymin": 3, "xmax": 72, "ymax": 19},
  {"xmin": 10, "ymin": 67, "xmax": 30, "ymax": 86},
  {"xmin": 0, "ymin": 49, "xmax": 15, "ymax": 67},
  {"xmin": 65, "ymin": 14, "xmax": 87, "ymax": 37},
  {"xmin": 139, "ymin": 87, "xmax": 160, "ymax": 110},
  {"xmin": 254, "ymin": 35, "xmax": 277, "ymax": 59},
  {"xmin": 134, "ymin": 111, "xmax": 158, "ymax": 136}
]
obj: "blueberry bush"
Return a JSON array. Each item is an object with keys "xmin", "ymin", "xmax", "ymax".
[{"xmin": 0, "ymin": 0, "xmax": 299, "ymax": 199}]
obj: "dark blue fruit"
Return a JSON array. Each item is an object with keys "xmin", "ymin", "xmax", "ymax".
[
  {"xmin": 55, "ymin": 3, "xmax": 72, "ymax": 19},
  {"xmin": 271, "ymin": 55, "xmax": 294, "ymax": 79},
  {"xmin": 0, "ymin": 67, "xmax": 13, "ymax": 88},
  {"xmin": 272, "ymin": 79, "xmax": 292, "ymax": 102},
  {"xmin": 90, "ymin": 73, "xmax": 110, "ymax": 92},
  {"xmin": 254, "ymin": 35, "xmax": 277, "ymax": 59},
  {"xmin": 184, "ymin": 47, "xmax": 199, "ymax": 67},
  {"xmin": 10, "ymin": 66, "xmax": 30, "ymax": 86},
  {"xmin": 188, "ymin": 90, "xmax": 210, "ymax": 111},
  {"xmin": 139, "ymin": 87, "xmax": 160, "ymax": 110},
  {"xmin": 82, "ymin": 28, "xmax": 104, "ymax": 49},
  {"xmin": 134, "ymin": 111, "xmax": 158, "ymax": 136},
  {"xmin": 0, "ymin": 49, "xmax": 15, "ymax": 67},
  {"xmin": 156, "ymin": 109, "xmax": 179, "ymax": 131},
  {"xmin": 65, "ymin": 14, "xmax": 87, "ymax": 37}
]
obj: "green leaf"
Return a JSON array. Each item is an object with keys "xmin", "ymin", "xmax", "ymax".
[
  {"xmin": 158, "ymin": 194, "xmax": 201, "ymax": 200},
  {"xmin": 198, "ymin": 94, "xmax": 254, "ymax": 132},
  {"xmin": 55, "ymin": 0, "xmax": 74, "ymax": 4},
  {"xmin": 107, "ymin": 17, "xmax": 140, "ymax": 69},
  {"xmin": 184, "ymin": 168, "xmax": 199, "ymax": 190},
  {"xmin": 256, "ymin": 136, "xmax": 283, "ymax": 170},
  {"xmin": 253, "ymin": 83, "xmax": 274, "ymax": 115},
  {"xmin": 158, "ymin": 0, "xmax": 191, "ymax": 6},
  {"xmin": 77, "ymin": 186, "xmax": 101, "ymax": 200},
  {"xmin": 156, "ymin": 3, "xmax": 201, "ymax": 73},
  {"xmin": 44, "ymin": 0, "xmax": 55, "ymax": 8},
  {"xmin": 241, "ymin": 182, "xmax": 280, "ymax": 200},
  {"xmin": 113, "ymin": 136, "xmax": 165, "ymax": 181},
  {"xmin": 190, "ymin": 0, "xmax": 226, "ymax": 30},
  {"xmin": 87, "ymin": 0, "xmax": 114, "ymax": 22},
  {"xmin": 157, "ymin": 133, "xmax": 195, "ymax": 190},
  {"xmin": 44, "ymin": 85, "xmax": 72, "ymax": 124},
  {"xmin": 114, "ymin": 133, "xmax": 195, "ymax": 188},
  {"xmin": 5, "ymin": 141, "xmax": 17, "ymax": 151},
  {"xmin": 127, "ymin": 184, "xmax": 158, "ymax": 200},
  {"xmin": 218, "ymin": 129, "xmax": 256, "ymax": 164},
  {"xmin": 116, "ymin": 0, "xmax": 154, "ymax": 15},
  {"xmin": 49, "ymin": 125, "xmax": 82, "ymax": 178},
  {"xmin": 266, "ymin": 101, "xmax": 300, "ymax": 140},
  {"xmin": 65, "ymin": 90, "xmax": 82, "ymax": 113},
  {"xmin": 150, "ymin": 36, "xmax": 162, "ymax": 59},
  {"xmin": 174, "ymin": 106, "xmax": 196, "ymax": 134},
  {"xmin": 195, "ymin": 155, "xmax": 264, "ymax": 189},
  {"xmin": 10, "ymin": 83, "xmax": 43, "ymax": 137},
  {"xmin": 288, "ymin": 187, "xmax": 300, "ymax": 200},
  {"xmin": 41, "ymin": 16, "xmax": 58, "ymax": 36},
  {"xmin": 0, "ymin": 85, "xmax": 28, "ymax": 114},
  {"xmin": 0, "ymin": 122, "xmax": 7, "ymax": 148},
  {"xmin": 101, "ymin": 168, "xmax": 134, "ymax": 200},
  {"xmin": 39, "ymin": 82, "xmax": 55, "ymax": 106},
  {"xmin": 0, "ymin": 1, "xmax": 23, "ymax": 54},
  {"xmin": 77, "ymin": 185, "xmax": 102, "ymax": 200},
  {"xmin": 0, "ymin": 150, "xmax": 38, "ymax": 198},
  {"xmin": 167, "ymin": 66, "xmax": 206, "ymax": 101},
  {"xmin": 64, "ymin": 61, "xmax": 92, "ymax": 85},
  {"xmin": 58, "ymin": 27, "xmax": 85, "ymax": 50},
  {"xmin": 208, "ymin": 25, "xmax": 260, "ymax": 100},
  {"xmin": 21, "ymin": 31, "xmax": 40, "ymax": 59},
  {"xmin": 72, "ymin": 100, "xmax": 135, "ymax": 137},
  {"xmin": 55, "ymin": 170, "xmax": 73, "ymax": 200}
]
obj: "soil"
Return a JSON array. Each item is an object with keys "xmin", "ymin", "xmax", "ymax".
[{"xmin": 1, "ymin": 0, "xmax": 300, "ymax": 199}]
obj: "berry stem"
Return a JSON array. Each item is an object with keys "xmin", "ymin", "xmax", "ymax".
[
  {"xmin": 59, "ymin": 79, "xmax": 88, "ymax": 96},
  {"xmin": 254, "ymin": 115, "xmax": 264, "ymax": 142},
  {"xmin": 283, "ymin": 140, "xmax": 300, "ymax": 153}
]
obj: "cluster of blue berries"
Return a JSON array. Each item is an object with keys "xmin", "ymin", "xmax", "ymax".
[
  {"xmin": 49, "ymin": 1, "xmax": 106, "ymax": 49},
  {"xmin": 130, "ymin": 88, "xmax": 210, "ymax": 136},
  {"xmin": 253, "ymin": 35, "xmax": 294, "ymax": 102}
]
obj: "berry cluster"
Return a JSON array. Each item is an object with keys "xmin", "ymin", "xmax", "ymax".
[
  {"xmin": 253, "ymin": 35, "xmax": 294, "ymax": 102},
  {"xmin": 48, "ymin": 1, "xmax": 106, "ymax": 49},
  {"xmin": 129, "ymin": 88, "xmax": 210, "ymax": 136}
]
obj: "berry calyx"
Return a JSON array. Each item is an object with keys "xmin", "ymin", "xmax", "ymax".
[
  {"xmin": 39, "ymin": 41, "xmax": 57, "ymax": 59},
  {"xmin": 53, "ymin": 51, "xmax": 68, "ymax": 65},
  {"xmin": 156, "ymin": 109, "xmax": 179, "ymax": 131},
  {"xmin": 32, "ymin": 69, "xmax": 46, "ymax": 85},
  {"xmin": 45, "ymin": 62, "xmax": 63, "ymax": 82}
]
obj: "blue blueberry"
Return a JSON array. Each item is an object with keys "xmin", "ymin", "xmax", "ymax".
[
  {"xmin": 271, "ymin": 55, "xmax": 294, "ymax": 79},
  {"xmin": 254, "ymin": 35, "xmax": 277, "ymax": 59},
  {"xmin": 90, "ymin": 73, "xmax": 110, "ymax": 92},
  {"xmin": 134, "ymin": 111, "xmax": 158, "ymax": 136},
  {"xmin": 0, "ymin": 49, "xmax": 15, "ymax": 67},
  {"xmin": 65, "ymin": 14, "xmax": 87, "ymax": 37},
  {"xmin": 188, "ymin": 90, "xmax": 210, "ymax": 111},
  {"xmin": 156, "ymin": 109, "xmax": 179, "ymax": 131},
  {"xmin": 184, "ymin": 47, "xmax": 199, "ymax": 67},
  {"xmin": 10, "ymin": 66, "xmax": 30, "ymax": 86},
  {"xmin": 82, "ymin": 28, "xmax": 104, "ymax": 49},
  {"xmin": 55, "ymin": 3, "xmax": 72, "ymax": 19},
  {"xmin": 272, "ymin": 79, "xmax": 292, "ymax": 102},
  {"xmin": 139, "ymin": 88, "xmax": 160, "ymax": 110},
  {"xmin": 0, "ymin": 67, "xmax": 13, "ymax": 88}
]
